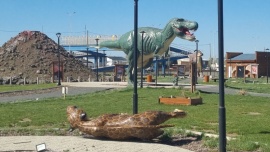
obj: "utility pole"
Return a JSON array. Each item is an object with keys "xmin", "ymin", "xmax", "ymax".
[
  {"xmin": 133, "ymin": 0, "xmax": 138, "ymax": 114},
  {"xmin": 218, "ymin": 0, "xmax": 226, "ymax": 151}
]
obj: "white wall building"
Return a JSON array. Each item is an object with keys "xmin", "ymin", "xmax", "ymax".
[{"xmin": 106, "ymin": 56, "xmax": 128, "ymax": 66}]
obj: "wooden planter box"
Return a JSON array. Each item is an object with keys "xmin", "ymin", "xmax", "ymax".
[{"xmin": 159, "ymin": 97, "xmax": 202, "ymax": 105}]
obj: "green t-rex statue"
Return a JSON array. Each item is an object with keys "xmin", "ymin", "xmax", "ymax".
[{"xmin": 100, "ymin": 18, "xmax": 198, "ymax": 84}]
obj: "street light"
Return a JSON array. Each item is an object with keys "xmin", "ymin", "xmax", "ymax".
[
  {"xmin": 133, "ymin": 0, "xmax": 138, "ymax": 114},
  {"xmin": 86, "ymin": 30, "xmax": 89, "ymax": 68},
  {"xmin": 162, "ymin": 55, "xmax": 165, "ymax": 77},
  {"xmin": 95, "ymin": 36, "xmax": 100, "ymax": 82},
  {"xmin": 140, "ymin": 31, "xmax": 146, "ymax": 88},
  {"xmin": 217, "ymin": 0, "xmax": 226, "ymax": 151},
  {"xmin": 56, "ymin": 32, "xmax": 61, "ymax": 86},
  {"xmin": 230, "ymin": 58, "xmax": 232, "ymax": 78},
  {"xmin": 155, "ymin": 55, "xmax": 158, "ymax": 86},
  {"xmin": 195, "ymin": 40, "xmax": 199, "ymax": 84},
  {"xmin": 209, "ymin": 43, "xmax": 212, "ymax": 76},
  {"xmin": 266, "ymin": 48, "xmax": 269, "ymax": 83}
]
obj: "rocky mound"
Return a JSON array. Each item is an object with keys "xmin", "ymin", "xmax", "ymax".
[{"xmin": 0, "ymin": 31, "xmax": 94, "ymax": 84}]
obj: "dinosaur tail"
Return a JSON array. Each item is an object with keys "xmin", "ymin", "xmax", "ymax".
[
  {"xmin": 141, "ymin": 110, "xmax": 186, "ymax": 125},
  {"xmin": 100, "ymin": 40, "xmax": 121, "ymax": 49},
  {"xmin": 170, "ymin": 109, "xmax": 187, "ymax": 118}
]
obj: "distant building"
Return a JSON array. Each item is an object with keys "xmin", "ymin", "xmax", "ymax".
[
  {"xmin": 81, "ymin": 59, "xmax": 94, "ymax": 69},
  {"xmin": 106, "ymin": 56, "xmax": 128, "ymax": 66},
  {"xmin": 226, "ymin": 51, "xmax": 270, "ymax": 78},
  {"xmin": 177, "ymin": 58, "xmax": 210, "ymax": 71}
]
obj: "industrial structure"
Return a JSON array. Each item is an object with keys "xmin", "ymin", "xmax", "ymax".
[{"xmin": 60, "ymin": 35, "xmax": 195, "ymax": 75}]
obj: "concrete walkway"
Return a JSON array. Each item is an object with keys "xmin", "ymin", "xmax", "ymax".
[
  {"xmin": 0, "ymin": 82, "xmax": 128, "ymax": 103},
  {"xmin": 0, "ymin": 136, "xmax": 192, "ymax": 152}
]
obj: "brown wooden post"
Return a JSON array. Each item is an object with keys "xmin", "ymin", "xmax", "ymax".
[{"xmin": 191, "ymin": 63, "xmax": 196, "ymax": 93}]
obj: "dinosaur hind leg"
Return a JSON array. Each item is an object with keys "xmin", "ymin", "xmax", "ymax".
[
  {"xmin": 128, "ymin": 64, "xmax": 134, "ymax": 84},
  {"xmin": 143, "ymin": 58, "xmax": 153, "ymax": 69},
  {"xmin": 127, "ymin": 51, "xmax": 134, "ymax": 84}
]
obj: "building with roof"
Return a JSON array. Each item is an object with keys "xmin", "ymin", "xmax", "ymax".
[
  {"xmin": 226, "ymin": 51, "xmax": 270, "ymax": 78},
  {"xmin": 106, "ymin": 56, "xmax": 128, "ymax": 66}
]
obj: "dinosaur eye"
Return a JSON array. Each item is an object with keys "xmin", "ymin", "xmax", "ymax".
[
  {"xmin": 80, "ymin": 113, "xmax": 87, "ymax": 120},
  {"xmin": 176, "ymin": 18, "xmax": 184, "ymax": 22}
]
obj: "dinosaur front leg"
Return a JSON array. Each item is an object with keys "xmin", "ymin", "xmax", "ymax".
[{"xmin": 128, "ymin": 65, "xmax": 134, "ymax": 84}]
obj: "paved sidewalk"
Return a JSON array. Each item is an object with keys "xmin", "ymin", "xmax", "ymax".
[
  {"xmin": 62, "ymin": 82, "xmax": 128, "ymax": 88},
  {"xmin": 0, "ymin": 136, "xmax": 192, "ymax": 152},
  {"xmin": 0, "ymin": 82, "xmax": 128, "ymax": 103}
]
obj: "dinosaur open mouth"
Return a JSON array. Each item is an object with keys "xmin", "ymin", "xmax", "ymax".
[
  {"xmin": 178, "ymin": 27, "xmax": 194, "ymax": 36},
  {"xmin": 173, "ymin": 25, "xmax": 197, "ymax": 41},
  {"xmin": 173, "ymin": 25, "xmax": 195, "ymax": 36}
]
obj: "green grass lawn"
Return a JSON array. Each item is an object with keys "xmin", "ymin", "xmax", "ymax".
[
  {"xmin": 0, "ymin": 86, "xmax": 269, "ymax": 151},
  {"xmin": 225, "ymin": 78, "xmax": 270, "ymax": 93},
  {"xmin": 0, "ymin": 83, "xmax": 57, "ymax": 92}
]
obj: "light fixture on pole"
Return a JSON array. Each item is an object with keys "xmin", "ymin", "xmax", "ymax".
[
  {"xmin": 95, "ymin": 36, "xmax": 100, "ymax": 82},
  {"xmin": 140, "ymin": 31, "xmax": 146, "ymax": 88},
  {"xmin": 56, "ymin": 32, "xmax": 61, "ymax": 86},
  {"xmin": 266, "ymin": 48, "xmax": 269, "ymax": 83}
]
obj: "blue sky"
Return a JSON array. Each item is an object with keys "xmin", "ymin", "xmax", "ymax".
[{"xmin": 1, "ymin": 0, "xmax": 270, "ymax": 59}]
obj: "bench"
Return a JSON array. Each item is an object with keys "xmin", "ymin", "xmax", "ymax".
[{"xmin": 212, "ymin": 78, "xmax": 228, "ymax": 82}]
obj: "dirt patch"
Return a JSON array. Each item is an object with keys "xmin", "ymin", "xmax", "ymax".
[
  {"xmin": 165, "ymin": 134, "xmax": 217, "ymax": 152},
  {"xmin": 19, "ymin": 118, "xmax": 32, "ymax": 123},
  {"xmin": 247, "ymin": 112, "xmax": 261, "ymax": 115},
  {"xmin": 0, "ymin": 31, "xmax": 94, "ymax": 84}
]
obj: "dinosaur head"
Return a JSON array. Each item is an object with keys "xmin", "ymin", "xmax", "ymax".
[
  {"xmin": 67, "ymin": 105, "xmax": 88, "ymax": 130},
  {"xmin": 171, "ymin": 18, "xmax": 198, "ymax": 41}
]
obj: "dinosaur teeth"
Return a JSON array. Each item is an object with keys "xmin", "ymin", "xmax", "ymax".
[
  {"xmin": 188, "ymin": 30, "xmax": 195, "ymax": 36},
  {"xmin": 186, "ymin": 31, "xmax": 193, "ymax": 36}
]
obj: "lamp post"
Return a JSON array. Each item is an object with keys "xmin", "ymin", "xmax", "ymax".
[
  {"xmin": 230, "ymin": 58, "xmax": 232, "ymax": 78},
  {"xmin": 140, "ymin": 31, "xmax": 146, "ymax": 88},
  {"xmin": 56, "ymin": 32, "xmax": 61, "ymax": 86},
  {"xmin": 103, "ymin": 50, "xmax": 106, "ymax": 67},
  {"xmin": 133, "ymin": 0, "xmax": 138, "ymax": 114},
  {"xmin": 155, "ymin": 55, "xmax": 158, "ymax": 86},
  {"xmin": 209, "ymin": 43, "xmax": 212, "ymax": 76},
  {"xmin": 95, "ymin": 36, "xmax": 100, "ymax": 82},
  {"xmin": 86, "ymin": 30, "xmax": 89, "ymax": 68},
  {"xmin": 218, "ymin": 0, "xmax": 226, "ymax": 151},
  {"xmin": 266, "ymin": 48, "xmax": 269, "ymax": 83},
  {"xmin": 162, "ymin": 55, "xmax": 165, "ymax": 77},
  {"xmin": 195, "ymin": 40, "xmax": 199, "ymax": 84}
]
